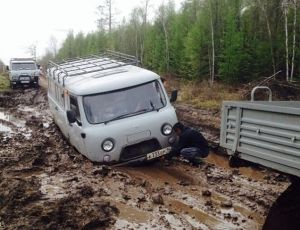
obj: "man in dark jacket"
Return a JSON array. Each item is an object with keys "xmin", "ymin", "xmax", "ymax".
[{"xmin": 168, "ymin": 122, "xmax": 209, "ymax": 165}]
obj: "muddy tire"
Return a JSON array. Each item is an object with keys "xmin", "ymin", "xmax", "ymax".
[
  {"xmin": 10, "ymin": 82, "xmax": 16, "ymax": 89},
  {"xmin": 228, "ymin": 156, "xmax": 242, "ymax": 168},
  {"xmin": 263, "ymin": 180, "xmax": 300, "ymax": 230}
]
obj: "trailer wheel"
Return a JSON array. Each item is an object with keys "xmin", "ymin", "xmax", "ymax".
[{"xmin": 228, "ymin": 156, "xmax": 242, "ymax": 168}]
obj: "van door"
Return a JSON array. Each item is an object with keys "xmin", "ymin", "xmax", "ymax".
[
  {"xmin": 68, "ymin": 95, "xmax": 86, "ymax": 154},
  {"xmin": 49, "ymin": 83, "xmax": 68, "ymax": 137}
]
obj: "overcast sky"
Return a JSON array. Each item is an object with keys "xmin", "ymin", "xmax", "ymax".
[{"xmin": 0, "ymin": 0, "xmax": 184, "ymax": 64}]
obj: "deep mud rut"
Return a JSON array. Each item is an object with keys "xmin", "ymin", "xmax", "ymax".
[{"xmin": 0, "ymin": 87, "xmax": 290, "ymax": 230}]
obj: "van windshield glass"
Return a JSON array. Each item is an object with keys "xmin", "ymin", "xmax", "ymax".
[
  {"xmin": 12, "ymin": 63, "xmax": 36, "ymax": 70},
  {"xmin": 83, "ymin": 80, "xmax": 167, "ymax": 124}
]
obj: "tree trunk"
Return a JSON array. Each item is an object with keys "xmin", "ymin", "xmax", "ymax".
[
  {"xmin": 290, "ymin": 0, "xmax": 297, "ymax": 81},
  {"xmin": 283, "ymin": 1, "xmax": 289, "ymax": 81},
  {"xmin": 140, "ymin": 0, "xmax": 150, "ymax": 65},
  {"xmin": 109, "ymin": 0, "xmax": 112, "ymax": 34},
  {"xmin": 162, "ymin": 15, "xmax": 170, "ymax": 72},
  {"xmin": 210, "ymin": 0, "xmax": 215, "ymax": 86},
  {"xmin": 258, "ymin": 0, "xmax": 276, "ymax": 75}
]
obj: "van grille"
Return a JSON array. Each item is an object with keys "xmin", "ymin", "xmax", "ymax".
[{"xmin": 120, "ymin": 139, "xmax": 161, "ymax": 161}]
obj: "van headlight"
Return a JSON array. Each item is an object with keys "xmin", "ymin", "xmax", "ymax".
[
  {"xmin": 162, "ymin": 123, "xmax": 172, "ymax": 136},
  {"xmin": 102, "ymin": 139, "xmax": 114, "ymax": 152}
]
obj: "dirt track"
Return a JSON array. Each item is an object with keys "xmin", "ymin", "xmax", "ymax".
[{"xmin": 0, "ymin": 87, "xmax": 290, "ymax": 229}]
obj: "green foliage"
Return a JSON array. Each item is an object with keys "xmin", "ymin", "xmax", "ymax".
[
  {"xmin": 0, "ymin": 74, "xmax": 10, "ymax": 92},
  {"xmin": 52, "ymin": 0, "xmax": 300, "ymax": 83}
]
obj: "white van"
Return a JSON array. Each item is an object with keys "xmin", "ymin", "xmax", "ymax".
[
  {"xmin": 8, "ymin": 58, "xmax": 40, "ymax": 89},
  {"xmin": 47, "ymin": 51, "xmax": 178, "ymax": 163}
]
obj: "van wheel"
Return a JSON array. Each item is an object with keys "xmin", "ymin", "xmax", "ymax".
[
  {"xmin": 34, "ymin": 82, "xmax": 39, "ymax": 89},
  {"xmin": 10, "ymin": 82, "xmax": 16, "ymax": 89}
]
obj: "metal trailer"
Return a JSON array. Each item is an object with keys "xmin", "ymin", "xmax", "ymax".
[{"xmin": 220, "ymin": 86, "xmax": 300, "ymax": 177}]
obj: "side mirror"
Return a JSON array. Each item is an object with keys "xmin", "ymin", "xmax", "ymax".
[
  {"xmin": 6, "ymin": 66, "xmax": 9, "ymax": 71},
  {"xmin": 66, "ymin": 110, "xmax": 76, "ymax": 124},
  {"xmin": 170, "ymin": 90, "xmax": 178, "ymax": 103}
]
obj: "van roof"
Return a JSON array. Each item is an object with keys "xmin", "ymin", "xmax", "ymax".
[{"xmin": 48, "ymin": 51, "xmax": 160, "ymax": 96}]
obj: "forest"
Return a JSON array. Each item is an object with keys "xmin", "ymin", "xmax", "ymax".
[{"xmin": 42, "ymin": 0, "xmax": 300, "ymax": 84}]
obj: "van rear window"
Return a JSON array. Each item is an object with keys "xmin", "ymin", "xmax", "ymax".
[{"xmin": 83, "ymin": 80, "xmax": 166, "ymax": 124}]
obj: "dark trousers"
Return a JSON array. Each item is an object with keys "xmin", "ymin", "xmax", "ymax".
[{"xmin": 180, "ymin": 147, "xmax": 209, "ymax": 162}]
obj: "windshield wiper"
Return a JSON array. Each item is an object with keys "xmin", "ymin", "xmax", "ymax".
[
  {"xmin": 150, "ymin": 100, "xmax": 155, "ymax": 110},
  {"xmin": 104, "ymin": 108, "xmax": 153, "ymax": 125},
  {"xmin": 104, "ymin": 113, "xmax": 130, "ymax": 125}
]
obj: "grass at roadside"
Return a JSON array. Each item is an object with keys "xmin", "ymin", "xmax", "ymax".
[
  {"xmin": 0, "ymin": 73, "xmax": 10, "ymax": 91},
  {"xmin": 165, "ymin": 77, "xmax": 242, "ymax": 111}
]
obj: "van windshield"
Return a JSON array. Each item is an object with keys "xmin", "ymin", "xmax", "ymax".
[
  {"xmin": 12, "ymin": 63, "xmax": 36, "ymax": 70},
  {"xmin": 83, "ymin": 80, "xmax": 167, "ymax": 124}
]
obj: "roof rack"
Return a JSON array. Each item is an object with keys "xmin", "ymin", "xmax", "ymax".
[
  {"xmin": 48, "ymin": 50, "xmax": 140, "ymax": 86},
  {"xmin": 11, "ymin": 58, "xmax": 35, "ymax": 62}
]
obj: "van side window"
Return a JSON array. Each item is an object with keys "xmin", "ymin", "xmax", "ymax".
[
  {"xmin": 70, "ymin": 95, "xmax": 81, "ymax": 121},
  {"xmin": 52, "ymin": 84, "xmax": 64, "ymax": 108},
  {"xmin": 49, "ymin": 80, "xmax": 55, "ymax": 97}
]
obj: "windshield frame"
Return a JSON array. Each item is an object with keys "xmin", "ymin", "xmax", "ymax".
[
  {"xmin": 11, "ymin": 62, "xmax": 37, "ymax": 70},
  {"xmin": 82, "ymin": 80, "xmax": 167, "ymax": 125}
]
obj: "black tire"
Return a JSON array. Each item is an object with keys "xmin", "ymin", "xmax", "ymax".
[
  {"xmin": 228, "ymin": 156, "xmax": 241, "ymax": 168},
  {"xmin": 10, "ymin": 82, "xmax": 16, "ymax": 89},
  {"xmin": 34, "ymin": 82, "xmax": 39, "ymax": 89}
]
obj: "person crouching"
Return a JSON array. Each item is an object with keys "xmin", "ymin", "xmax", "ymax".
[{"xmin": 168, "ymin": 122, "xmax": 209, "ymax": 166}]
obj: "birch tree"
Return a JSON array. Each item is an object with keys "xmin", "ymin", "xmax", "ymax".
[
  {"xmin": 158, "ymin": 4, "xmax": 170, "ymax": 72},
  {"xmin": 49, "ymin": 35, "xmax": 58, "ymax": 57},
  {"xmin": 257, "ymin": 0, "xmax": 276, "ymax": 75},
  {"xmin": 290, "ymin": 0, "xmax": 297, "ymax": 81},
  {"xmin": 209, "ymin": 0, "xmax": 215, "ymax": 85},
  {"xmin": 282, "ymin": 0, "xmax": 289, "ymax": 81},
  {"xmin": 97, "ymin": 0, "xmax": 114, "ymax": 34},
  {"xmin": 140, "ymin": 0, "xmax": 151, "ymax": 64}
]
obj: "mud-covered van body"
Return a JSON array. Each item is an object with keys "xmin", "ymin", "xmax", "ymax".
[
  {"xmin": 47, "ymin": 51, "xmax": 178, "ymax": 163},
  {"xmin": 9, "ymin": 58, "xmax": 39, "ymax": 88}
]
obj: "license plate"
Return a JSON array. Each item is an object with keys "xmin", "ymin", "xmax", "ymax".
[
  {"xmin": 146, "ymin": 147, "xmax": 171, "ymax": 160},
  {"xmin": 20, "ymin": 77, "xmax": 30, "ymax": 80},
  {"xmin": 21, "ymin": 81, "xmax": 30, "ymax": 83}
]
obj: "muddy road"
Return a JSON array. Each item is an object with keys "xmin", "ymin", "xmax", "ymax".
[{"xmin": 0, "ymin": 87, "xmax": 290, "ymax": 229}]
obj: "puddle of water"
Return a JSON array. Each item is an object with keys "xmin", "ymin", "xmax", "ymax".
[
  {"xmin": 234, "ymin": 205, "xmax": 264, "ymax": 225},
  {"xmin": 39, "ymin": 174, "xmax": 67, "ymax": 199},
  {"xmin": 114, "ymin": 219, "xmax": 160, "ymax": 230},
  {"xmin": 206, "ymin": 152, "xmax": 267, "ymax": 181},
  {"xmin": 0, "ymin": 109, "xmax": 26, "ymax": 128},
  {"xmin": 183, "ymin": 214, "xmax": 210, "ymax": 230},
  {"xmin": 0, "ymin": 125, "xmax": 12, "ymax": 133},
  {"xmin": 169, "ymin": 198, "xmax": 260, "ymax": 230},
  {"xmin": 123, "ymin": 165, "xmax": 199, "ymax": 186},
  {"xmin": 0, "ymin": 109, "xmax": 32, "ymax": 138},
  {"xmin": 113, "ymin": 202, "xmax": 151, "ymax": 223},
  {"xmin": 166, "ymin": 198, "xmax": 222, "ymax": 228}
]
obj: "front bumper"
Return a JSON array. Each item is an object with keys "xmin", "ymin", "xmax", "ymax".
[
  {"xmin": 11, "ymin": 76, "xmax": 39, "ymax": 85},
  {"xmin": 114, "ymin": 147, "xmax": 171, "ymax": 166}
]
